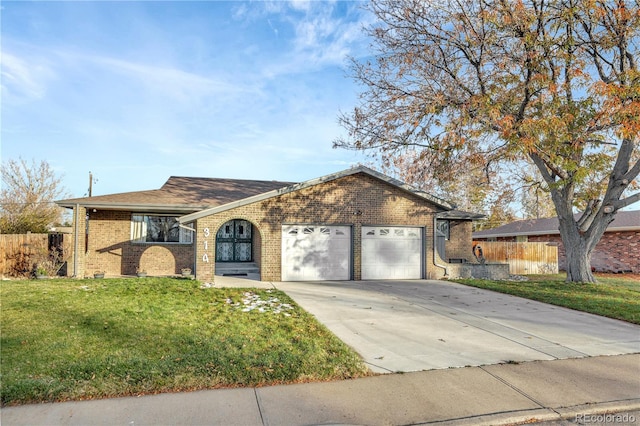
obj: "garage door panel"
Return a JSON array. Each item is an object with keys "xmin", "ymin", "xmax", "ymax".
[
  {"xmin": 282, "ymin": 225, "xmax": 351, "ymax": 281},
  {"xmin": 362, "ymin": 226, "xmax": 423, "ymax": 280}
]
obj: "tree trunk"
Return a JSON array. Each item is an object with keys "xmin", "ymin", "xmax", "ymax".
[
  {"xmin": 557, "ymin": 211, "xmax": 598, "ymax": 283},
  {"xmin": 563, "ymin": 237, "xmax": 595, "ymax": 283}
]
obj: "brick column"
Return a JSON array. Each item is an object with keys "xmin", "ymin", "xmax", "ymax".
[{"xmin": 70, "ymin": 205, "xmax": 87, "ymax": 278}]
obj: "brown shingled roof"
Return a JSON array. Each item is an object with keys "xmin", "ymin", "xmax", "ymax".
[
  {"xmin": 56, "ymin": 176, "xmax": 295, "ymax": 212},
  {"xmin": 473, "ymin": 210, "xmax": 640, "ymax": 238}
]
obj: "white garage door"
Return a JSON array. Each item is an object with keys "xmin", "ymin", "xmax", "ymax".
[
  {"xmin": 362, "ymin": 226, "xmax": 423, "ymax": 280},
  {"xmin": 282, "ymin": 225, "xmax": 351, "ymax": 281}
]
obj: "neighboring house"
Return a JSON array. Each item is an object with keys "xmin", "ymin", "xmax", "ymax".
[
  {"xmin": 473, "ymin": 210, "xmax": 640, "ymax": 273},
  {"xmin": 56, "ymin": 166, "xmax": 484, "ymax": 282}
]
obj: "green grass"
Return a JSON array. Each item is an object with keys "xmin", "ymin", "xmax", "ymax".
[
  {"xmin": 0, "ymin": 278, "xmax": 369, "ymax": 406},
  {"xmin": 453, "ymin": 273, "xmax": 640, "ymax": 325}
]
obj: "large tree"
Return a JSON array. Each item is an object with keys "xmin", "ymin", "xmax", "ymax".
[
  {"xmin": 336, "ymin": 0, "xmax": 639, "ymax": 282},
  {"xmin": 0, "ymin": 158, "xmax": 69, "ymax": 234}
]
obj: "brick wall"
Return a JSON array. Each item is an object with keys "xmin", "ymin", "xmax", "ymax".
[
  {"xmin": 193, "ymin": 172, "xmax": 474, "ymax": 282},
  {"xmin": 596, "ymin": 231, "xmax": 640, "ymax": 273},
  {"xmin": 446, "ymin": 221, "xmax": 473, "ymax": 262},
  {"xmin": 79, "ymin": 210, "xmax": 195, "ymax": 277},
  {"xmin": 68, "ymin": 205, "xmax": 87, "ymax": 277}
]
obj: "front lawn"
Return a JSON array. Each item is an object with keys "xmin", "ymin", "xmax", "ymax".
[
  {"xmin": 0, "ymin": 278, "xmax": 369, "ymax": 406},
  {"xmin": 453, "ymin": 273, "xmax": 640, "ymax": 325}
]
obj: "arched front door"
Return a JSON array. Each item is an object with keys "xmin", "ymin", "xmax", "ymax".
[{"xmin": 216, "ymin": 219, "xmax": 253, "ymax": 262}]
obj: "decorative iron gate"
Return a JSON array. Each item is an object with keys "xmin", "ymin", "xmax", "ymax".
[{"xmin": 216, "ymin": 220, "xmax": 253, "ymax": 262}]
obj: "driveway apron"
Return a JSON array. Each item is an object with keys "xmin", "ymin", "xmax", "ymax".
[{"xmin": 275, "ymin": 280, "xmax": 640, "ymax": 373}]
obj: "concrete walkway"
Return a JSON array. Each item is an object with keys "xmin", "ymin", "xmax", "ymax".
[{"xmin": 3, "ymin": 354, "xmax": 639, "ymax": 425}]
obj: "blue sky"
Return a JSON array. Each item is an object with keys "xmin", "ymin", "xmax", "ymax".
[{"xmin": 2, "ymin": 1, "xmax": 373, "ymax": 198}]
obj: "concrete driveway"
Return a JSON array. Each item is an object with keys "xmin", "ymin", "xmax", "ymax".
[{"xmin": 274, "ymin": 280, "xmax": 640, "ymax": 373}]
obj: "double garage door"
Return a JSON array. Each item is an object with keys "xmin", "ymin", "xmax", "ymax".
[{"xmin": 281, "ymin": 225, "xmax": 423, "ymax": 281}]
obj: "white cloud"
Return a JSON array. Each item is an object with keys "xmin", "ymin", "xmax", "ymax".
[
  {"xmin": 278, "ymin": 4, "xmax": 368, "ymax": 75},
  {"xmin": 0, "ymin": 52, "xmax": 55, "ymax": 101},
  {"xmin": 230, "ymin": 1, "xmax": 369, "ymax": 77},
  {"xmin": 288, "ymin": 0, "xmax": 314, "ymax": 12},
  {"xmin": 295, "ymin": 18, "xmax": 358, "ymax": 66},
  {"xmin": 267, "ymin": 19, "xmax": 279, "ymax": 37},
  {"xmin": 84, "ymin": 54, "xmax": 256, "ymax": 104}
]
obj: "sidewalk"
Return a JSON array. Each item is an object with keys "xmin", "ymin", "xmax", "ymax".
[{"xmin": 3, "ymin": 354, "xmax": 639, "ymax": 426}]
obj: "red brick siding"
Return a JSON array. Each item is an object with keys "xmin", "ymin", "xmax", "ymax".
[{"xmin": 597, "ymin": 231, "xmax": 640, "ymax": 273}]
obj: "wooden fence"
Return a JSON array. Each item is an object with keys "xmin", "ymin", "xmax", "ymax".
[
  {"xmin": 1, "ymin": 233, "xmax": 70, "ymax": 278},
  {"xmin": 472, "ymin": 241, "xmax": 558, "ymax": 275}
]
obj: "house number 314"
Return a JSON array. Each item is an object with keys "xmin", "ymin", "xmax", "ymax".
[{"xmin": 202, "ymin": 228, "xmax": 210, "ymax": 263}]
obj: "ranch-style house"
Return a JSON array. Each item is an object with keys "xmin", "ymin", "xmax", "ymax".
[{"xmin": 56, "ymin": 166, "xmax": 485, "ymax": 282}]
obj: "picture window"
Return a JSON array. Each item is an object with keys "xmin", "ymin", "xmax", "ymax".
[{"xmin": 131, "ymin": 215, "xmax": 193, "ymax": 244}]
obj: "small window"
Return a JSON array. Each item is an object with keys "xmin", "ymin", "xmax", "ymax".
[
  {"xmin": 288, "ymin": 228, "xmax": 299, "ymax": 235},
  {"xmin": 380, "ymin": 229, "xmax": 389, "ymax": 236},
  {"xmin": 366, "ymin": 229, "xmax": 375, "ymax": 235},
  {"xmin": 335, "ymin": 229, "xmax": 345, "ymax": 235},
  {"xmin": 516, "ymin": 235, "xmax": 528, "ymax": 242},
  {"xmin": 394, "ymin": 229, "xmax": 405, "ymax": 237},
  {"xmin": 238, "ymin": 225, "xmax": 244, "ymax": 235},
  {"xmin": 320, "ymin": 227, "xmax": 330, "ymax": 235},
  {"xmin": 436, "ymin": 220, "xmax": 450, "ymax": 240},
  {"xmin": 303, "ymin": 227, "xmax": 314, "ymax": 234},
  {"xmin": 179, "ymin": 226, "xmax": 194, "ymax": 244}
]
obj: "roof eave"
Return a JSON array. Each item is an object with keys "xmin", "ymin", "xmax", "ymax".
[
  {"xmin": 473, "ymin": 230, "xmax": 560, "ymax": 238},
  {"xmin": 473, "ymin": 224, "xmax": 640, "ymax": 239},
  {"xmin": 56, "ymin": 201, "xmax": 205, "ymax": 213},
  {"xmin": 436, "ymin": 211, "xmax": 486, "ymax": 220},
  {"xmin": 179, "ymin": 166, "xmax": 456, "ymax": 224},
  {"xmin": 603, "ymin": 225, "xmax": 640, "ymax": 232}
]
